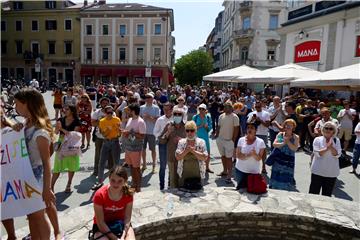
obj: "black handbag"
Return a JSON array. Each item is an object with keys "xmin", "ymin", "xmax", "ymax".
[
  {"xmin": 92, "ymin": 127, "xmax": 97, "ymax": 143},
  {"xmin": 334, "ymin": 138, "xmax": 352, "ymax": 169}
]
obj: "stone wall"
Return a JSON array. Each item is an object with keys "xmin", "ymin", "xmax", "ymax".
[{"xmin": 132, "ymin": 188, "xmax": 360, "ymax": 240}]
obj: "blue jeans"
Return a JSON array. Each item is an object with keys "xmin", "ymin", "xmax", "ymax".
[
  {"xmin": 269, "ymin": 129, "xmax": 279, "ymax": 151},
  {"xmin": 158, "ymin": 143, "xmax": 167, "ymax": 189},
  {"xmin": 353, "ymin": 144, "xmax": 360, "ymax": 170},
  {"xmin": 235, "ymin": 168, "xmax": 249, "ymax": 189},
  {"xmin": 98, "ymin": 139, "xmax": 120, "ymax": 183}
]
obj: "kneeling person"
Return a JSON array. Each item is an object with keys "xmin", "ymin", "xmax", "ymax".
[{"xmin": 175, "ymin": 121, "xmax": 208, "ymax": 190}]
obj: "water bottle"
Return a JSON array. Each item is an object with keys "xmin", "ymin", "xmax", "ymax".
[
  {"xmin": 167, "ymin": 196, "xmax": 174, "ymax": 217},
  {"xmin": 277, "ymin": 133, "xmax": 283, "ymax": 143}
]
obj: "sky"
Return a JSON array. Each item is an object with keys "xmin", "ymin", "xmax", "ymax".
[{"xmin": 82, "ymin": 0, "xmax": 224, "ymax": 60}]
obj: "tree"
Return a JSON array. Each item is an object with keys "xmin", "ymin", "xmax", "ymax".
[{"xmin": 174, "ymin": 50, "xmax": 213, "ymax": 86}]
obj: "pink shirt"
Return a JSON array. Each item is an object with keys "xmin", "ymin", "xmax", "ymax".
[{"xmin": 125, "ymin": 116, "xmax": 146, "ymax": 134}]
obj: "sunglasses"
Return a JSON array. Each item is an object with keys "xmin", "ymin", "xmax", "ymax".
[
  {"xmin": 199, "ymin": 108, "xmax": 205, "ymax": 111},
  {"xmin": 173, "ymin": 113, "xmax": 182, "ymax": 116},
  {"xmin": 186, "ymin": 129, "xmax": 195, "ymax": 133},
  {"xmin": 324, "ymin": 127, "xmax": 334, "ymax": 131},
  {"xmin": 106, "ymin": 111, "xmax": 113, "ymax": 115}
]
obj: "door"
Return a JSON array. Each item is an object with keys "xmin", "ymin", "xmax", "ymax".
[
  {"xmin": 48, "ymin": 68, "xmax": 57, "ymax": 89},
  {"xmin": 65, "ymin": 69, "xmax": 73, "ymax": 87}
]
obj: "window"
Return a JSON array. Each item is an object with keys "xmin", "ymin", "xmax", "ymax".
[
  {"xmin": 65, "ymin": 19, "xmax": 72, "ymax": 31},
  {"xmin": 119, "ymin": 25, "xmax": 126, "ymax": 36},
  {"xmin": 154, "ymin": 47, "xmax": 161, "ymax": 60},
  {"xmin": 102, "ymin": 25, "xmax": 109, "ymax": 35},
  {"xmin": 154, "ymin": 24, "xmax": 161, "ymax": 35},
  {"xmin": 1, "ymin": 41, "xmax": 7, "ymax": 55},
  {"xmin": 16, "ymin": 68, "xmax": 24, "ymax": 79},
  {"xmin": 86, "ymin": 25, "xmax": 92, "ymax": 35},
  {"xmin": 86, "ymin": 47, "xmax": 92, "ymax": 60},
  {"xmin": 48, "ymin": 41, "xmax": 56, "ymax": 54},
  {"xmin": 15, "ymin": 20, "xmax": 22, "ymax": 31},
  {"xmin": 31, "ymin": 20, "xmax": 38, "ymax": 31},
  {"xmin": 119, "ymin": 48, "xmax": 126, "ymax": 61},
  {"xmin": 269, "ymin": 15, "xmax": 278, "ymax": 30},
  {"xmin": 102, "ymin": 48, "xmax": 109, "ymax": 61},
  {"xmin": 45, "ymin": 20, "xmax": 57, "ymax": 30},
  {"xmin": 1, "ymin": 21, "xmax": 6, "ymax": 32},
  {"xmin": 136, "ymin": 47, "xmax": 144, "ymax": 61},
  {"xmin": 15, "ymin": 40, "xmax": 22, "ymax": 54},
  {"xmin": 13, "ymin": 1, "xmax": 23, "ymax": 10},
  {"xmin": 242, "ymin": 17, "xmax": 251, "ymax": 30},
  {"xmin": 240, "ymin": 46, "xmax": 248, "ymax": 63},
  {"xmin": 137, "ymin": 24, "xmax": 144, "ymax": 36},
  {"xmin": 45, "ymin": 1, "xmax": 56, "ymax": 9},
  {"xmin": 64, "ymin": 41, "xmax": 72, "ymax": 54},
  {"xmin": 31, "ymin": 42, "xmax": 39, "ymax": 54},
  {"xmin": 267, "ymin": 46, "xmax": 276, "ymax": 60}
]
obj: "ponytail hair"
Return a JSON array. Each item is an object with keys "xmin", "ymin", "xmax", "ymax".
[{"xmin": 109, "ymin": 166, "xmax": 134, "ymax": 196}]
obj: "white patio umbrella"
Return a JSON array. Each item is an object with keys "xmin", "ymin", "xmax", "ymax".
[
  {"xmin": 236, "ymin": 63, "xmax": 320, "ymax": 84},
  {"xmin": 203, "ymin": 65, "xmax": 260, "ymax": 83},
  {"xmin": 290, "ymin": 63, "xmax": 360, "ymax": 91}
]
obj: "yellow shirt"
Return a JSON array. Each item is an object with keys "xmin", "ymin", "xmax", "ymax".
[{"xmin": 99, "ymin": 117, "xmax": 121, "ymax": 139}]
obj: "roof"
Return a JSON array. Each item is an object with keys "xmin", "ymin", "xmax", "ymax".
[{"xmin": 82, "ymin": 3, "xmax": 171, "ymax": 12}]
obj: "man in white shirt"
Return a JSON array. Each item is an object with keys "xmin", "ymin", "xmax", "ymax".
[
  {"xmin": 247, "ymin": 100, "xmax": 271, "ymax": 173},
  {"xmin": 29, "ymin": 78, "xmax": 39, "ymax": 89},
  {"xmin": 153, "ymin": 102, "xmax": 173, "ymax": 190},
  {"xmin": 90, "ymin": 97, "xmax": 112, "ymax": 176},
  {"xmin": 268, "ymin": 96, "xmax": 286, "ymax": 150},
  {"xmin": 337, "ymin": 100, "xmax": 356, "ymax": 152}
]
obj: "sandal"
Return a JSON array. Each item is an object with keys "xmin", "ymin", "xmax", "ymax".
[
  {"xmin": 65, "ymin": 184, "xmax": 71, "ymax": 193},
  {"xmin": 91, "ymin": 182, "xmax": 103, "ymax": 191},
  {"xmin": 217, "ymin": 172, "xmax": 227, "ymax": 176},
  {"xmin": 225, "ymin": 178, "xmax": 232, "ymax": 184}
]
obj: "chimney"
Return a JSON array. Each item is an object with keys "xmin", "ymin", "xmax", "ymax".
[
  {"xmin": 99, "ymin": 0, "xmax": 106, "ymax": 4},
  {"xmin": 84, "ymin": 0, "xmax": 87, "ymax": 6}
]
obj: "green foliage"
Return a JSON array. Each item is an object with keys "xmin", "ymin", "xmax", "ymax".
[{"xmin": 174, "ymin": 50, "xmax": 213, "ymax": 86}]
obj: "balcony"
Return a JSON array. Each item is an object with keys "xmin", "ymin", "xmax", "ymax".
[
  {"xmin": 233, "ymin": 28, "xmax": 255, "ymax": 39},
  {"xmin": 240, "ymin": 1, "xmax": 253, "ymax": 10},
  {"xmin": 85, "ymin": 59, "xmax": 93, "ymax": 64},
  {"xmin": 136, "ymin": 59, "xmax": 144, "ymax": 65},
  {"xmin": 23, "ymin": 51, "xmax": 44, "ymax": 61},
  {"xmin": 118, "ymin": 59, "xmax": 128, "ymax": 64},
  {"xmin": 101, "ymin": 59, "xmax": 109, "ymax": 64},
  {"xmin": 153, "ymin": 59, "xmax": 161, "ymax": 65}
]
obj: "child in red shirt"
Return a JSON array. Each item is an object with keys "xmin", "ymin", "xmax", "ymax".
[{"xmin": 92, "ymin": 166, "xmax": 136, "ymax": 240}]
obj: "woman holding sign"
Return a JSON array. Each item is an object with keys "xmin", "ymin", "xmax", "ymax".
[{"xmin": 14, "ymin": 89, "xmax": 61, "ymax": 239}]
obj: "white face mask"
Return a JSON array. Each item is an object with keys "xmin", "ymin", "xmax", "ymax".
[
  {"xmin": 187, "ymin": 136, "xmax": 196, "ymax": 141},
  {"xmin": 173, "ymin": 116, "xmax": 183, "ymax": 124}
]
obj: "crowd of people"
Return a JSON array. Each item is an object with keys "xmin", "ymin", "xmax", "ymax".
[{"xmin": 1, "ymin": 82, "xmax": 359, "ymax": 239}]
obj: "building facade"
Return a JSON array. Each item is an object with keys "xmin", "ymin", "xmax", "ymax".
[
  {"xmin": 1, "ymin": 0, "xmax": 82, "ymax": 87},
  {"xmin": 205, "ymin": 11, "xmax": 223, "ymax": 73},
  {"xmin": 278, "ymin": 0, "xmax": 360, "ymax": 71},
  {"xmin": 221, "ymin": 0, "xmax": 287, "ymax": 71},
  {"xmin": 80, "ymin": 2, "xmax": 175, "ymax": 87}
]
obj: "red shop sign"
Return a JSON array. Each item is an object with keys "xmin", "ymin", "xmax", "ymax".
[
  {"xmin": 294, "ymin": 40, "xmax": 321, "ymax": 63},
  {"xmin": 356, "ymin": 36, "xmax": 360, "ymax": 57}
]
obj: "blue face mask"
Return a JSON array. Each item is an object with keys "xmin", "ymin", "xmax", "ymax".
[{"xmin": 173, "ymin": 116, "xmax": 183, "ymax": 124}]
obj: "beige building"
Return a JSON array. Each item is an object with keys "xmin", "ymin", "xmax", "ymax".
[
  {"xmin": 221, "ymin": 0, "xmax": 287, "ymax": 71},
  {"xmin": 80, "ymin": 2, "xmax": 175, "ymax": 87},
  {"xmin": 1, "ymin": 0, "xmax": 82, "ymax": 87}
]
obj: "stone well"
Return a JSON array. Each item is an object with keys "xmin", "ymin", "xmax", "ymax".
[{"xmin": 132, "ymin": 188, "xmax": 360, "ymax": 240}]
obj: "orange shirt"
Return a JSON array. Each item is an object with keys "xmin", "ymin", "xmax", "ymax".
[{"xmin": 54, "ymin": 92, "xmax": 63, "ymax": 105}]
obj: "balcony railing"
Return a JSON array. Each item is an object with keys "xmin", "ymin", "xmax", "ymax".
[
  {"xmin": 101, "ymin": 59, "xmax": 109, "ymax": 64},
  {"xmin": 153, "ymin": 59, "xmax": 161, "ymax": 65},
  {"xmin": 23, "ymin": 51, "xmax": 44, "ymax": 60},
  {"xmin": 85, "ymin": 59, "xmax": 93, "ymax": 64},
  {"xmin": 119, "ymin": 59, "xmax": 128, "ymax": 64},
  {"xmin": 136, "ymin": 59, "xmax": 144, "ymax": 65},
  {"xmin": 240, "ymin": 1, "xmax": 253, "ymax": 9},
  {"xmin": 233, "ymin": 28, "xmax": 255, "ymax": 39}
]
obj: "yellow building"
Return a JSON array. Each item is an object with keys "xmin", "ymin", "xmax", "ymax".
[{"xmin": 1, "ymin": 0, "xmax": 82, "ymax": 87}]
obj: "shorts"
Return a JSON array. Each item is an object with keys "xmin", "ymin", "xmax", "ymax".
[
  {"xmin": 216, "ymin": 138, "xmax": 234, "ymax": 158},
  {"xmin": 125, "ymin": 151, "xmax": 141, "ymax": 168},
  {"xmin": 53, "ymin": 104, "xmax": 62, "ymax": 109},
  {"xmin": 143, "ymin": 134, "xmax": 156, "ymax": 151},
  {"xmin": 338, "ymin": 128, "xmax": 352, "ymax": 141}
]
